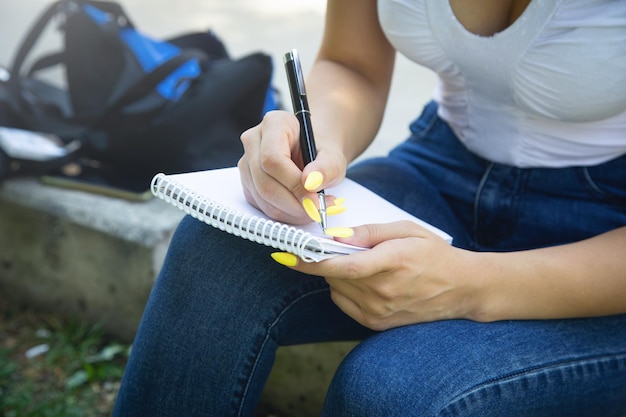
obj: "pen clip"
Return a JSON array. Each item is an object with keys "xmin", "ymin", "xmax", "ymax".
[{"xmin": 284, "ymin": 49, "xmax": 307, "ymax": 96}]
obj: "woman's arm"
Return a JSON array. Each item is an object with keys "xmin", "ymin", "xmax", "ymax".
[
  {"xmin": 238, "ymin": 0, "xmax": 395, "ymax": 224},
  {"xmin": 470, "ymin": 225, "xmax": 626, "ymax": 322},
  {"xmin": 281, "ymin": 223, "xmax": 626, "ymax": 330},
  {"xmin": 307, "ymin": 0, "xmax": 396, "ymax": 165}
]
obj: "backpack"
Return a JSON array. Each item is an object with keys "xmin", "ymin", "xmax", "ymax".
[{"xmin": 0, "ymin": 0, "xmax": 279, "ymax": 184}]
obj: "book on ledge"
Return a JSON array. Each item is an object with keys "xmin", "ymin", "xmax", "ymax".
[{"xmin": 150, "ymin": 167, "xmax": 452, "ymax": 262}]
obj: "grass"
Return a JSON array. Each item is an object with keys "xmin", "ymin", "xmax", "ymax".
[
  {"xmin": 0, "ymin": 294, "xmax": 288, "ymax": 417},
  {"xmin": 0, "ymin": 294, "xmax": 128, "ymax": 417}
]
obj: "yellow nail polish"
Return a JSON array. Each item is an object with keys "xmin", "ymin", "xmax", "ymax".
[
  {"xmin": 304, "ymin": 171, "xmax": 324, "ymax": 191},
  {"xmin": 325, "ymin": 227, "xmax": 354, "ymax": 238},
  {"xmin": 326, "ymin": 205, "xmax": 346, "ymax": 216},
  {"xmin": 271, "ymin": 252, "xmax": 299, "ymax": 267},
  {"xmin": 302, "ymin": 197, "xmax": 322, "ymax": 223},
  {"xmin": 333, "ymin": 197, "xmax": 345, "ymax": 206}
]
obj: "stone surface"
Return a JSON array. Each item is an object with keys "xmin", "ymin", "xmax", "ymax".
[
  {"xmin": 0, "ymin": 177, "xmax": 183, "ymax": 341},
  {"xmin": 263, "ymin": 342, "xmax": 359, "ymax": 417},
  {"xmin": 0, "ymin": 176, "xmax": 353, "ymax": 416}
]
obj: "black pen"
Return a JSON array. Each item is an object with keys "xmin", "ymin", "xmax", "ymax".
[{"xmin": 284, "ymin": 49, "xmax": 327, "ymax": 232}]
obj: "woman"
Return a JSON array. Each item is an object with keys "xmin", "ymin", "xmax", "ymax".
[{"xmin": 113, "ymin": 0, "xmax": 626, "ymax": 415}]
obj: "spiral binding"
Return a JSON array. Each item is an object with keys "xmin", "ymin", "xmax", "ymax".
[{"xmin": 150, "ymin": 173, "xmax": 322, "ymax": 262}]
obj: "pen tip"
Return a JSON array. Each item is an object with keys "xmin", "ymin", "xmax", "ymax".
[
  {"xmin": 318, "ymin": 192, "xmax": 328, "ymax": 232},
  {"xmin": 320, "ymin": 214, "xmax": 328, "ymax": 232}
]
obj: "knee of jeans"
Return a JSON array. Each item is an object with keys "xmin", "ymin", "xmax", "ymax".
[
  {"xmin": 165, "ymin": 215, "xmax": 247, "ymax": 267},
  {"xmin": 322, "ymin": 343, "xmax": 444, "ymax": 417},
  {"xmin": 165, "ymin": 215, "xmax": 209, "ymax": 257},
  {"xmin": 324, "ymin": 341, "xmax": 626, "ymax": 417}
]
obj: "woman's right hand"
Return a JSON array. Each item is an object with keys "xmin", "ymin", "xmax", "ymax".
[
  {"xmin": 238, "ymin": 110, "xmax": 347, "ymax": 225},
  {"xmin": 237, "ymin": 0, "xmax": 395, "ymax": 225}
]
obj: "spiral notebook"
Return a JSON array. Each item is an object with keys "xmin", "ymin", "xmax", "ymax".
[{"xmin": 151, "ymin": 167, "xmax": 452, "ymax": 262}]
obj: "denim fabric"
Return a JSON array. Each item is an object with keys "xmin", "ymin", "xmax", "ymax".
[
  {"xmin": 348, "ymin": 101, "xmax": 626, "ymax": 251},
  {"xmin": 323, "ymin": 317, "xmax": 626, "ymax": 417},
  {"xmin": 113, "ymin": 102, "xmax": 626, "ymax": 417},
  {"xmin": 112, "ymin": 216, "xmax": 373, "ymax": 417}
]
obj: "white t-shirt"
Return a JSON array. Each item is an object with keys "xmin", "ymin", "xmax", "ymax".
[{"xmin": 378, "ymin": 0, "xmax": 626, "ymax": 167}]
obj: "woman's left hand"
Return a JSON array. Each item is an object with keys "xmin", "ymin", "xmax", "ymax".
[{"xmin": 285, "ymin": 221, "xmax": 480, "ymax": 330}]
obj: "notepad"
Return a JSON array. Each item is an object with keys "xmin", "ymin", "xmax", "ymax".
[{"xmin": 151, "ymin": 167, "xmax": 452, "ymax": 262}]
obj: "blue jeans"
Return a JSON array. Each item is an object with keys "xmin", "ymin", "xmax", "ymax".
[{"xmin": 113, "ymin": 102, "xmax": 626, "ymax": 416}]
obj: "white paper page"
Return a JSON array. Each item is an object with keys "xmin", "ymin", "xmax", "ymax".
[{"xmin": 166, "ymin": 167, "xmax": 452, "ymax": 243}]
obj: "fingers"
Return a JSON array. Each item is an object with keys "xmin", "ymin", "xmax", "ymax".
[
  {"xmin": 239, "ymin": 110, "xmax": 347, "ymax": 224},
  {"xmin": 337, "ymin": 221, "xmax": 443, "ymax": 248},
  {"xmin": 239, "ymin": 111, "xmax": 309, "ymax": 223},
  {"xmin": 269, "ymin": 221, "xmax": 458, "ymax": 330},
  {"xmin": 301, "ymin": 146, "xmax": 347, "ymax": 192},
  {"xmin": 272, "ymin": 221, "xmax": 443, "ymax": 279},
  {"xmin": 238, "ymin": 157, "xmax": 307, "ymax": 224}
]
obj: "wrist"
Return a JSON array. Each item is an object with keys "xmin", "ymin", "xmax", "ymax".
[
  {"xmin": 453, "ymin": 250, "xmax": 505, "ymax": 323},
  {"xmin": 459, "ymin": 250, "xmax": 549, "ymax": 322}
]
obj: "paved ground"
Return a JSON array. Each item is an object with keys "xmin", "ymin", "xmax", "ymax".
[{"xmin": 0, "ymin": 0, "xmax": 436, "ymax": 161}]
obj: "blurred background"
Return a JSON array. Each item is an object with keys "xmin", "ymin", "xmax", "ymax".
[
  {"xmin": 0, "ymin": 2, "xmax": 437, "ymax": 415},
  {"xmin": 0, "ymin": 0, "xmax": 437, "ymax": 162}
]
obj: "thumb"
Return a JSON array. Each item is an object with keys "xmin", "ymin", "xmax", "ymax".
[
  {"xmin": 337, "ymin": 220, "xmax": 438, "ymax": 248},
  {"xmin": 301, "ymin": 147, "xmax": 346, "ymax": 192}
]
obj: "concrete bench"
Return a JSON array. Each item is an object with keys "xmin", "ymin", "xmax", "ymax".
[
  {"xmin": 0, "ymin": 177, "xmax": 180, "ymax": 340},
  {"xmin": 0, "ymin": 176, "xmax": 354, "ymax": 417}
]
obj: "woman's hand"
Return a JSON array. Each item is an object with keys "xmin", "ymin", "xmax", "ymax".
[
  {"xmin": 282, "ymin": 220, "xmax": 478, "ymax": 330},
  {"xmin": 277, "ymin": 222, "xmax": 626, "ymax": 328},
  {"xmin": 237, "ymin": 0, "xmax": 396, "ymax": 226},
  {"xmin": 238, "ymin": 110, "xmax": 347, "ymax": 225}
]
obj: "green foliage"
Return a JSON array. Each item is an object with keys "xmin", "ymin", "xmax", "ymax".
[{"xmin": 0, "ymin": 310, "xmax": 129, "ymax": 417}]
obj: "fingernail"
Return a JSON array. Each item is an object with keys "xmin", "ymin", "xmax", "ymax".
[
  {"xmin": 326, "ymin": 205, "xmax": 346, "ymax": 216},
  {"xmin": 325, "ymin": 227, "xmax": 354, "ymax": 238},
  {"xmin": 271, "ymin": 252, "xmax": 299, "ymax": 267},
  {"xmin": 333, "ymin": 197, "xmax": 345, "ymax": 206},
  {"xmin": 302, "ymin": 197, "xmax": 322, "ymax": 223},
  {"xmin": 304, "ymin": 171, "xmax": 324, "ymax": 191}
]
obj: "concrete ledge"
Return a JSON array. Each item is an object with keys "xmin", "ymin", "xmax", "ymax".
[
  {"xmin": 0, "ymin": 177, "xmax": 183, "ymax": 340},
  {"xmin": 263, "ymin": 342, "xmax": 358, "ymax": 417},
  {"xmin": 0, "ymin": 176, "xmax": 355, "ymax": 416}
]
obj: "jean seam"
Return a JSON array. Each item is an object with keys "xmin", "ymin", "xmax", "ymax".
[
  {"xmin": 578, "ymin": 166, "xmax": 626, "ymax": 207},
  {"xmin": 472, "ymin": 162, "xmax": 494, "ymax": 248},
  {"xmin": 235, "ymin": 286, "xmax": 331, "ymax": 417},
  {"xmin": 410, "ymin": 103, "xmax": 440, "ymax": 141},
  {"xmin": 436, "ymin": 351, "xmax": 626, "ymax": 416}
]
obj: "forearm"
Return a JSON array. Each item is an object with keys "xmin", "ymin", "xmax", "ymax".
[
  {"xmin": 464, "ymin": 226, "xmax": 626, "ymax": 322},
  {"xmin": 307, "ymin": 61, "xmax": 391, "ymax": 163},
  {"xmin": 305, "ymin": 0, "xmax": 395, "ymax": 164}
]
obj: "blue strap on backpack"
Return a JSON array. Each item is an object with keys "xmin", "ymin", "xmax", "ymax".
[{"xmin": 0, "ymin": 0, "xmax": 279, "ymax": 182}]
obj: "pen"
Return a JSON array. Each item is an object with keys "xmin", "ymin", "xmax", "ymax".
[{"xmin": 283, "ymin": 49, "xmax": 327, "ymax": 232}]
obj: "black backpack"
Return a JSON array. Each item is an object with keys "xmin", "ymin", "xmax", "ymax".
[{"xmin": 0, "ymin": 0, "xmax": 278, "ymax": 183}]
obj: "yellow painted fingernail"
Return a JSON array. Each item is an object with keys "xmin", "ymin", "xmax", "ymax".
[
  {"xmin": 325, "ymin": 227, "xmax": 354, "ymax": 238},
  {"xmin": 271, "ymin": 252, "xmax": 299, "ymax": 267},
  {"xmin": 326, "ymin": 205, "xmax": 346, "ymax": 216},
  {"xmin": 304, "ymin": 171, "xmax": 324, "ymax": 191},
  {"xmin": 333, "ymin": 197, "xmax": 345, "ymax": 206},
  {"xmin": 302, "ymin": 197, "xmax": 322, "ymax": 223}
]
